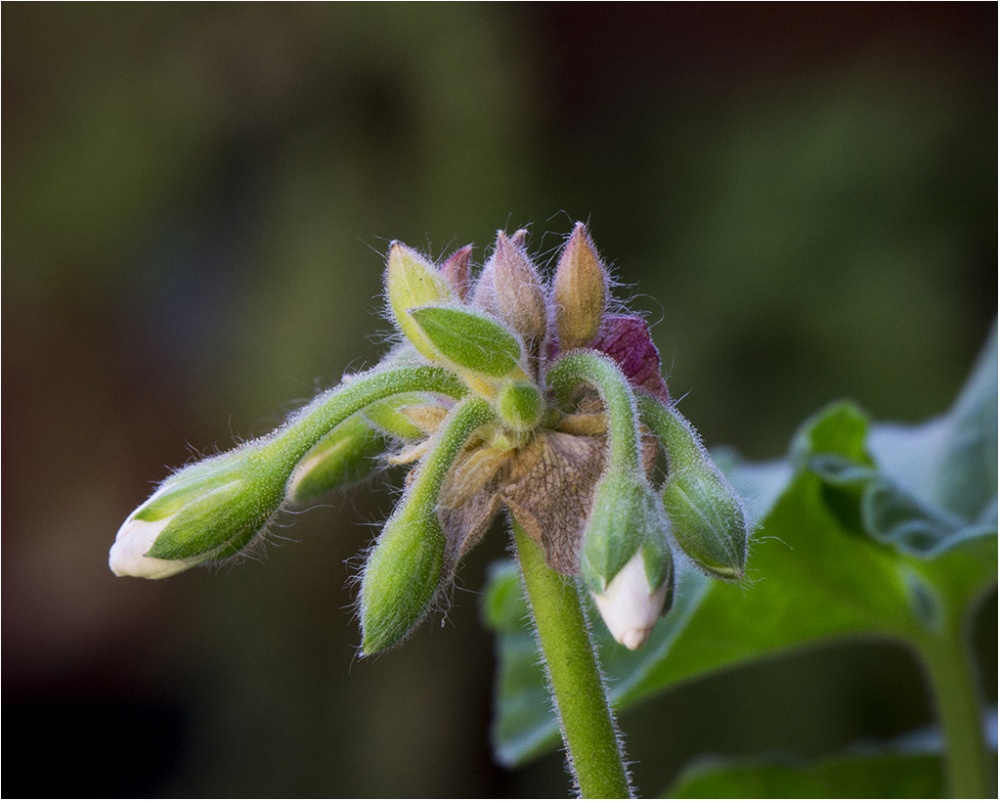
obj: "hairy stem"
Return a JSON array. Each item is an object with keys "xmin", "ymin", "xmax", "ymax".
[
  {"xmin": 512, "ymin": 519, "xmax": 633, "ymax": 799},
  {"xmin": 405, "ymin": 396, "xmax": 495, "ymax": 511},
  {"xmin": 264, "ymin": 364, "xmax": 467, "ymax": 471},
  {"xmin": 546, "ymin": 351, "xmax": 641, "ymax": 472}
]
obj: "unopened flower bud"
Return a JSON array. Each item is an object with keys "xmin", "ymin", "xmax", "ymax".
[
  {"xmin": 552, "ymin": 222, "xmax": 608, "ymax": 349},
  {"xmin": 440, "ymin": 245, "xmax": 473, "ymax": 301},
  {"xmin": 496, "ymin": 379, "xmax": 543, "ymax": 433},
  {"xmin": 470, "ymin": 258, "xmax": 497, "ymax": 313},
  {"xmin": 663, "ymin": 468, "xmax": 748, "ymax": 580},
  {"xmin": 580, "ymin": 469, "xmax": 670, "ymax": 596},
  {"xmin": 547, "ymin": 348, "xmax": 672, "ymax": 647},
  {"xmin": 112, "ymin": 365, "xmax": 469, "ymax": 581},
  {"xmin": 360, "ymin": 508, "xmax": 445, "ymax": 655},
  {"xmin": 491, "ymin": 231, "xmax": 547, "ymax": 344},
  {"xmin": 591, "ymin": 545, "xmax": 673, "ymax": 650},
  {"xmin": 286, "ymin": 414, "xmax": 386, "ymax": 504},
  {"xmin": 386, "ymin": 242, "xmax": 455, "ymax": 361},
  {"xmin": 360, "ymin": 396, "xmax": 495, "ymax": 655},
  {"xmin": 639, "ymin": 396, "xmax": 750, "ymax": 581},
  {"xmin": 110, "ymin": 448, "xmax": 286, "ymax": 579}
]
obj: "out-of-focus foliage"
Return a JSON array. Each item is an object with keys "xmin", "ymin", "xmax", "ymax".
[
  {"xmin": 3, "ymin": 5, "xmax": 995, "ymax": 797},
  {"xmin": 668, "ymin": 749, "xmax": 948, "ymax": 799}
]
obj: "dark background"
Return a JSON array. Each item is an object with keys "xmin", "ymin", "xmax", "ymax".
[{"xmin": 3, "ymin": 4, "xmax": 996, "ymax": 797}]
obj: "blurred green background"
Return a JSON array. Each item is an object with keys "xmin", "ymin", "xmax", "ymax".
[{"xmin": 3, "ymin": 4, "xmax": 995, "ymax": 797}]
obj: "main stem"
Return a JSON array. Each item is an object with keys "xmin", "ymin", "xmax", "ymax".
[
  {"xmin": 512, "ymin": 520, "xmax": 633, "ymax": 799},
  {"xmin": 917, "ymin": 628, "xmax": 989, "ymax": 798}
]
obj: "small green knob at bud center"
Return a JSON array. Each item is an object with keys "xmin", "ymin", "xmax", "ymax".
[{"xmin": 496, "ymin": 380, "xmax": 543, "ymax": 432}]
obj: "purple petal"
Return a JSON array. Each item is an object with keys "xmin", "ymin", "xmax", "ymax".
[{"xmin": 590, "ymin": 315, "xmax": 669, "ymax": 402}]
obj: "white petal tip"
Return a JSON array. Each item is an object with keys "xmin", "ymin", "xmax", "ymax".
[
  {"xmin": 592, "ymin": 551, "xmax": 669, "ymax": 650},
  {"xmin": 109, "ymin": 514, "xmax": 192, "ymax": 579},
  {"xmin": 619, "ymin": 628, "xmax": 653, "ymax": 651}
]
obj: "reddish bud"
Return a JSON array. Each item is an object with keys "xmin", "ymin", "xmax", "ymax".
[
  {"xmin": 440, "ymin": 245, "xmax": 473, "ymax": 301},
  {"xmin": 591, "ymin": 315, "xmax": 669, "ymax": 403}
]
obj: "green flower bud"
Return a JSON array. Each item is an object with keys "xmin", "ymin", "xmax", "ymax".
[
  {"xmin": 110, "ymin": 446, "xmax": 286, "ymax": 579},
  {"xmin": 663, "ymin": 468, "xmax": 748, "ymax": 580},
  {"xmin": 286, "ymin": 414, "xmax": 386, "ymax": 505},
  {"xmin": 112, "ymin": 365, "xmax": 469, "ymax": 581},
  {"xmin": 496, "ymin": 380, "xmax": 543, "ymax": 433},
  {"xmin": 547, "ymin": 350, "xmax": 674, "ymax": 647},
  {"xmin": 360, "ymin": 507, "xmax": 445, "ymax": 656},
  {"xmin": 386, "ymin": 242, "xmax": 454, "ymax": 361},
  {"xmin": 639, "ymin": 396, "xmax": 750, "ymax": 581},
  {"xmin": 584, "ymin": 469, "xmax": 674, "ymax": 649},
  {"xmin": 552, "ymin": 222, "xmax": 608, "ymax": 349}
]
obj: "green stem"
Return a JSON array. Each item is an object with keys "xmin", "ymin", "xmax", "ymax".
[
  {"xmin": 264, "ymin": 365, "xmax": 467, "ymax": 470},
  {"xmin": 406, "ymin": 396, "xmax": 494, "ymax": 511},
  {"xmin": 917, "ymin": 629, "xmax": 988, "ymax": 798},
  {"xmin": 547, "ymin": 351, "xmax": 641, "ymax": 471},
  {"xmin": 637, "ymin": 394, "xmax": 704, "ymax": 472},
  {"xmin": 512, "ymin": 520, "xmax": 633, "ymax": 799}
]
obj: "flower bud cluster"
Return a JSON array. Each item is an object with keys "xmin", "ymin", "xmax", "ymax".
[{"xmin": 110, "ymin": 222, "xmax": 750, "ymax": 655}]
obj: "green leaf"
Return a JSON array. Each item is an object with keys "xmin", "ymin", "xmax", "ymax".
[
  {"xmin": 408, "ymin": 304, "xmax": 524, "ymax": 378},
  {"xmin": 485, "ymin": 323, "xmax": 998, "ymax": 766}
]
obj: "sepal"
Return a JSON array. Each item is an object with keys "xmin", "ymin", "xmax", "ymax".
[
  {"xmin": 407, "ymin": 303, "xmax": 527, "ymax": 380},
  {"xmin": 580, "ymin": 469, "xmax": 670, "ymax": 594}
]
